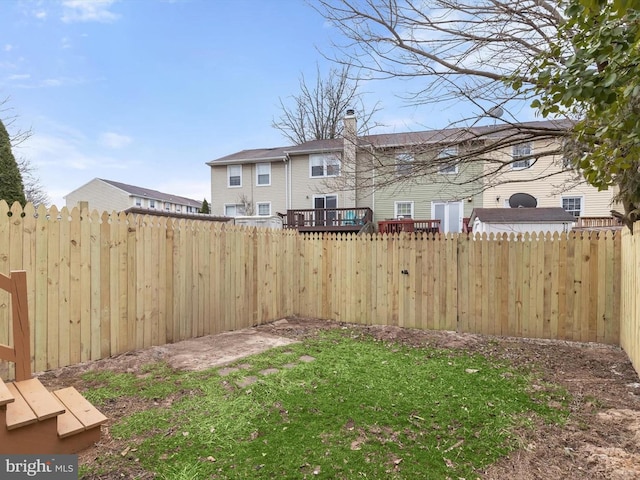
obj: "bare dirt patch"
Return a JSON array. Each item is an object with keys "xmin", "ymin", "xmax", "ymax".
[{"xmin": 37, "ymin": 317, "xmax": 640, "ymax": 479}]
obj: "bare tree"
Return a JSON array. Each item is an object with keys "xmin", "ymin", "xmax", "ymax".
[
  {"xmin": 272, "ymin": 64, "xmax": 381, "ymax": 144},
  {"xmin": 1, "ymin": 97, "xmax": 49, "ymax": 207},
  {"xmin": 312, "ymin": 1, "xmax": 582, "ymax": 195},
  {"xmin": 18, "ymin": 156, "xmax": 50, "ymax": 207}
]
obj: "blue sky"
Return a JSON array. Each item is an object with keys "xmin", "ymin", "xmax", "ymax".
[{"xmin": 1, "ymin": 0, "xmax": 533, "ymax": 208}]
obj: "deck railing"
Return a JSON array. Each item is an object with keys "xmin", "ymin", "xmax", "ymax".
[
  {"xmin": 284, "ymin": 207, "xmax": 373, "ymax": 232},
  {"xmin": 0, "ymin": 271, "xmax": 31, "ymax": 381},
  {"xmin": 378, "ymin": 219, "xmax": 441, "ymax": 234},
  {"xmin": 575, "ymin": 216, "xmax": 623, "ymax": 229}
]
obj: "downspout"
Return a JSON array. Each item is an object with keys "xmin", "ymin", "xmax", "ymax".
[{"xmin": 282, "ymin": 153, "xmax": 291, "ymax": 210}]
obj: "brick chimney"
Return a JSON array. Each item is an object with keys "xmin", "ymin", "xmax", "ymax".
[
  {"xmin": 343, "ymin": 109, "xmax": 358, "ymax": 204},
  {"xmin": 343, "ymin": 108, "xmax": 357, "ymax": 170}
]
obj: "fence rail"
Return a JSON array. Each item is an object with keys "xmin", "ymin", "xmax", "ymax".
[{"xmin": 0, "ymin": 202, "xmax": 631, "ymax": 379}]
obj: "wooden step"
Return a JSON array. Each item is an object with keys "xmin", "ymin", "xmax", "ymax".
[
  {"xmin": 53, "ymin": 387, "xmax": 108, "ymax": 438},
  {"xmin": 5, "ymin": 383, "xmax": 38, "ymax": 429},
  {"xmin": 13, "ymin": 378, "xmax": 65, "ymax": 421},
  {"xmin": 0, "ymin": 377, "xmax": 14, "ymax": 407}
]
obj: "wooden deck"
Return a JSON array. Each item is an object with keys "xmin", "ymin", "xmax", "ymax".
[{"xmin": 283, "ymin": 207, "xmax": 373, "ymax": 233}]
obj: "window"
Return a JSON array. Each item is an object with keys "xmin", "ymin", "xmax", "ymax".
[
  {"xmin": 256, "ymin": 163, "xmax": 271, "ymax": 186},
  {"xmin": 135, "ymin": 197, "xmax": 142, "ymax": 207},
  {"xmin": 228, "ymin": 165, "xmax": 242, "ymax": 187},
  {"xmin": 394, "ymin": 201, "xmax": 414, "ymax": 219},
  {"xmin": 257, "ymin": 202, "xmax": 271, "ymax": 216},
  {"xmin": 512, "ymin": 143, "xmax": 532, "ymax": 169},
  {"xmin": 562, "ymin": 197, "xmax": 583, "ymax": 217},
  {"xmin": 395, "ymin": 153, "xmax": 414, "ymax": 176},
  {"xmin": 310, "ymin": 154, "xmax": 340, "ymax": 178},
  {"xmin": 224, "ymin": 204, "xmax": 245, "ymax": 217},
  {"xmin": 438, "ymin": 146, "xmax": 459, "ymax": 174},
  {"xmin": 149, "ymin": 199, "xmax": 155, "ymax": 209},
  {"xmin": 165, "ymin": 203, "xmax": 170, "ymax": 211}
]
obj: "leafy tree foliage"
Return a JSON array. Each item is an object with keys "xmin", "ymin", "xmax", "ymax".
[
  {"xmin": 531, "ymin": 0, "xmax": 640, "ymax": 229},
  {"xmin": 0, "ymin": 119, "xmax": 26, "ymax": 207},
  {"xmin": 200, "ymin": 198, "xmax": 210, "ymax": 214}
]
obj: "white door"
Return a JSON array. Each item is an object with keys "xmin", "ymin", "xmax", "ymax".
[{"xmin": 431, "ymin": 201, "xmax": 463, "ymax": 233}]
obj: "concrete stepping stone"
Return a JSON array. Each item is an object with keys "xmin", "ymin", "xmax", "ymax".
[
  {"xmin": 260, "ymin": 368, "xmax": 279, "ymax": 376},
  {"xmin": 236, "ymin": 376, "xmax": 258, "ymax": 388},
  {"xmin": 218, "ymin": 367, "xmax": 239, "ymax": 376},
  {"xmin": 299, "ymin": 355, "xmax": 315, "ymax": 363}
]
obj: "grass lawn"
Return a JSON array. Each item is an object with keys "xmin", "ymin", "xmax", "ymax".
[{"xmin": 80, "ymin": 329, "xmax": 568, "ymax": 479}]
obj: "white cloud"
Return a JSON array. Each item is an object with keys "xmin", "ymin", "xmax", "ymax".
[
  {"xmin": 34, "ymin": 10, "xmax": 47, "ymax": 20},
  {"xmin": 8, "ymin": 74, "xmax": 31, "ymax": 81},
  {"xmin": 4, "ymin": 44, "xmax": 13, "ymax": 52},
  {"xmin": 61, "ymin": 0, "xmax": 120, "ymax": 24},
  {"xmin": 99, "ymin": 132, "xmax": 132, "ymax": 149},
  {"xmin": 61, "ymin": 37, "xmax": 72, "ymax": 49}
]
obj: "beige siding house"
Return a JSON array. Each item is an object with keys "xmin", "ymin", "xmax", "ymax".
[
  {"xmin": 482, "ymin": 137, "xmax": 617, "ymax": 216},
  {"xmin": 65, "ymin": 178, "xmax": 202, "ymax": 215},
  {"xmin": 207, "ymin": 114, "xmax": 618, "ymax": 232}
]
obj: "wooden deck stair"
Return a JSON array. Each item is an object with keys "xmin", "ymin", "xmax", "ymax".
[
  {"xmin": 0, "ymin": 270, "xmax": 107, "ymax": 454},
  {"xmin": 0, "ymin": 377, "xmax": 107, "ymax": 453}
]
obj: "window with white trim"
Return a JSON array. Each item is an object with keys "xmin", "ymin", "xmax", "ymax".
[
  {"xmin": 395, "ymin": 153, "xmax": 414, "ymax": 176},
  {"xmin": 256, "ymin": 202, "xmax": 271, "ymax": 216},
  {"xmin": 228, "ymin": 165, "xmax": 242, "ymax": 187},
  {"xmin": 224, "ymin": 204, "xmax": 245, "ymax": 217},
  {"xmin": 310, "ymin": 153, "xmax": 340, "ymax": 178},
  {"xmin": 394, "ymin": 201, "xmax": 414, "ymax": 219},
  {"xmin": 149, "ymin": 199, "xmax": 155, "ymax": 209},
  {"xmin": 562, "ymin": 196, "xmax": 583, "ymax": 217},
  {"xmin": 438, "ymin": 146, "xmax": 459, "ymax": 174},
  {"xmin": 135, "ymin": 197, "xmax": 142, "ymax": 207},
  {"xmin": 512, "ymin": 143, "xmax": 532, "ymax": 169},
  {"xmin": 256, "ymin": 163, "xmax": 271, "ymax": 186}
]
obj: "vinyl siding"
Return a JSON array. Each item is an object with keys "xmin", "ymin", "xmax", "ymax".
[
  {"xmin": 482, "ymin": 140, "xmax": 618, "ymax": 216},
  {"xmin": 210, "ymin": 162, "xmax": 287, "ymax": 216},
  {"xmin": 65, "ymin": 179, "xmax": 131, "ymax": 213},
  {"xmin": 373, "ymin": 152, "xmax": 483, "ymax": 222},
  {"xmin": 289, "ymin": 152, "xmax": 358, "ymax": 209}
]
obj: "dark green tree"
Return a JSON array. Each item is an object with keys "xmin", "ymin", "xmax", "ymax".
[
  {"xmin": 0, "ymin": 119, "xmax": 26, "ymax": 207},
  {"xmin": 200, "ymin": 198, "xmax": 210, "ymax": 214}
]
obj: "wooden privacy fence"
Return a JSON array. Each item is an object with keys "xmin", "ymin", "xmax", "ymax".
[
  {"xmin": 621, "ymin": 222, "xmax": 640, "ymax": 374},
  {"xmin": 294, "ymin": 230, "xmax": 621, "ymax": 344},
  {"xmin": 0, "ymin": 202, "xmax": 625, "ymax": 378}
]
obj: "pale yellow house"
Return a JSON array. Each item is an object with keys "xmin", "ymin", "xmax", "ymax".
[
  {"xmin": 65, "ymin": 178, "xmax": 203, "ymax": 215},
  {"xmin": 481, "ymin": 135, "xmax": 617, "ymax": 217}
]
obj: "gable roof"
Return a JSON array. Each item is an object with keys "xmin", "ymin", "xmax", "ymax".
[
  {"xmin": 470, "ymin": 207, "xmax": 577, "ymax": 224},
  {"xmin": 99, "ymin": 179, "xmax": 202, "ymax": 208},
  {"xmin": 207, "ymin": 119, "xmax": 573, "ymax": 165}
]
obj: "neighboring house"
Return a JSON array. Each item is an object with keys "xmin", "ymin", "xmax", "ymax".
[
  {"xmin": 65, "ymin": 178, "xmax": 203, "ymax": 215},
  {"xmin": 207, "ymin": 113, "xmax": 617, "ymax": 233},
  {"xmin": 470, "ymin": 208, "xmax": 577, "ymax": 235},
  {"xmin": 481, "ymin": 134, "xmax": 617, "ymax": 218}
]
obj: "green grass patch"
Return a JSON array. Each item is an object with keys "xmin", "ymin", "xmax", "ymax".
[{"xmin": 80, "ymin": 330, "xmax": 569, "ymax": 479}]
